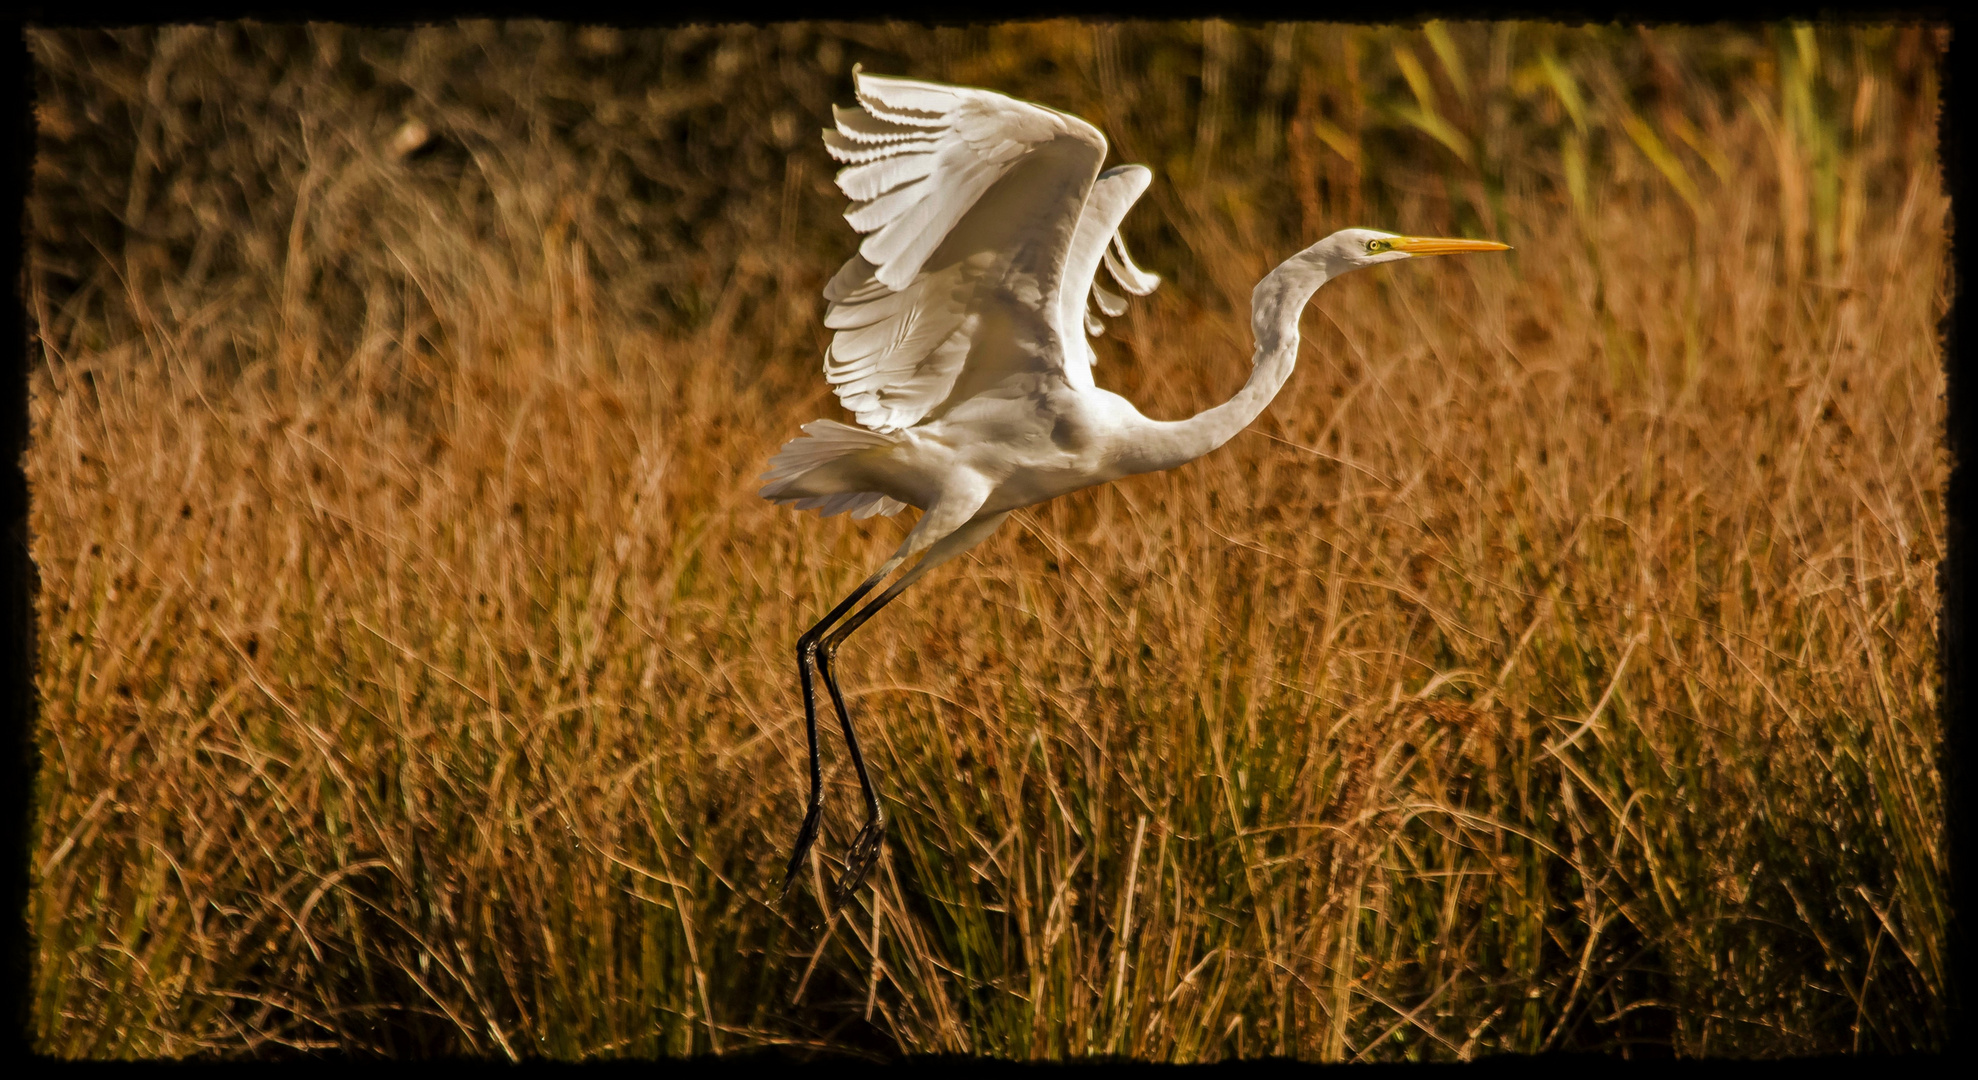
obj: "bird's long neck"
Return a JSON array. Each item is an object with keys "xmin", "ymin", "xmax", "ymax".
[{"xmin": 1119, "ymin": 258, "xmax": 1329, "ymax": 476}]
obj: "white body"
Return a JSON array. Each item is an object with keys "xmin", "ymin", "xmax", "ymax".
[{"xmin": 799, "ymin": 377, "xmax": 1188, "ymax": 511}]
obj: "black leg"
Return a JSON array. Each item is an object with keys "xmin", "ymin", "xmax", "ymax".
[
  {"xmin": 780, "ymin": 570, "xmax": 891, "ymax": 902},
  {"xmin": 783, "ymin": 508, "xmax": 1008, "ymax": 904},
  {"xmin": 815, "ymin": 576, "xmax": 919, "ymax": 901}
]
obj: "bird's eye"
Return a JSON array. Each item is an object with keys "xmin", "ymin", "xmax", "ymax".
[{"xmin": 1365, "ymin": 238, "xmax": 1388, "ymax": 253}]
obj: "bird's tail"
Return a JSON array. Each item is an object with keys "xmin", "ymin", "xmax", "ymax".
[{"xmin": 759, "ymin": 420, "xmax": 910, "ymax": 520}]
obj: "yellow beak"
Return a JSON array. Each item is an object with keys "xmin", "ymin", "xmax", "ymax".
[{"xmin": 1392, "ymin": 236, "xmax": 1512, "ymax": 256}]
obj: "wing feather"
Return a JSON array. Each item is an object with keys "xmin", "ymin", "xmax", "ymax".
[
  {"xmin": 854, "ymin": 71, "xmax": 968, "ymax": 119},
  {"xmin": 831, "ymin": 104, "xmax": 936, "ymax": 143},
  {"xmin": 1104, "ymin": 231, "xmax": 1162, "ymax": 295},
  {"xmin": 822, "ymin": 287, "xmax": 912, "ymax": 330},
  {"xmin": 1053, "ymin": 165, "xmax": 1162, "ymax": 375},
  {"xmin": 824, "ymin": 131, "xmax": 940, "ymax": 164},
  {"xmin": 1091, "ymin": 280, "xmax": 1127, "ymax": 317},
  {"xmin": 858, "ymin": 154, "xmax": 1006, "ymax": 279},
  {"xmin": 838, "ymin": 153, "xmax": 940, "ymax": 201},
  {"xmin": 818, "ymin": 67, "xmax": 1149, "ymax": 432}
]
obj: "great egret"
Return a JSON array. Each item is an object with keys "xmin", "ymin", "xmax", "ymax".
[{"xmin": 762, "ymin": 67, "xmax": 1507, "ymax": 901}]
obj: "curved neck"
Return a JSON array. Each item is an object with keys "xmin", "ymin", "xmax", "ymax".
[{"xmin": 1119, "ymin": 259, "xmax": 1330, "ymax": 476}]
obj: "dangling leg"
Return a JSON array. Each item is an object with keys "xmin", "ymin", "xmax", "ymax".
[
  {"xmin": 780, "ymin": 555, "xmax": 908, "ymax": 901},
  {"xmin": 816, "ymin": 511, "xmax": 1011, "ymax": 900}
]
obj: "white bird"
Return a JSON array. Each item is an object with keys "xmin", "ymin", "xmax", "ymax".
[{"xmin": 762, "ymin": 67, "xmax": 1508, "ymax": 901}]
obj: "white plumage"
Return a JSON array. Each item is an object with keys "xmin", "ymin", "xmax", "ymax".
[
  {"xmin": 772, "ymin": 66, "xmax": 1163, "ymax": 442},
  {"xmin": 762, "ymin": 68, "xmax": 1510, "ymax": 902}
]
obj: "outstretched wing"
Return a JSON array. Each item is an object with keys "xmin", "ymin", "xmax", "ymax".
[{"xmin": 820, "ymin": 68, "xmax": 1154, "ymax": 432}]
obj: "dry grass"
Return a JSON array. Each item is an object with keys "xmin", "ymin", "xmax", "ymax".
[{"xmin": 27, "ymin": 20, "xmax": 1946, "ymax": 1059}]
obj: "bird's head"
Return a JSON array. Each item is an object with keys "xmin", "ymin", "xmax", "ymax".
[
  {"xmin": 1303, "ymin": 228, "xmax": 1511, "ymax": 275},
  {"xmin": 1251, "ymin": 227, "xmax": 1510, "ymax": 348}
]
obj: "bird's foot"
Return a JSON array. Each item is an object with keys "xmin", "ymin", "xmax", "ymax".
[
  {"xmin": 832, "ymin": 815, "xmax": 887, "ymax": 903},
  {"xmin": 779, "ymin": 802, "xmax": 824, "ymax": 902}
]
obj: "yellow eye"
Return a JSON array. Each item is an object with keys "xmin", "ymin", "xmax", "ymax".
[{"xmin": 1365, "ymin": 238, "xmax": 1389, "ymax": 253}]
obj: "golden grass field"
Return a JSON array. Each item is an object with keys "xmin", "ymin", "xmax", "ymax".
[{"xmin": 27, "ymin": 20, "xmax": 1946, "ymax": 1058}]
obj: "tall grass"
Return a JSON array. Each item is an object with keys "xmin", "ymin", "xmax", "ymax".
[{"xmin": 27, "ymin": 20, "xmax": 1946, "ymax": 1058}]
